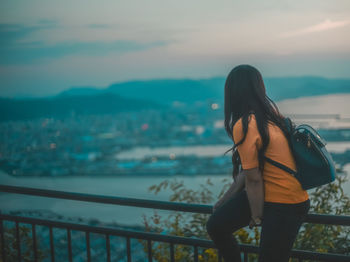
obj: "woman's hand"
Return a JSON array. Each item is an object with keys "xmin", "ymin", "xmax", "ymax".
[
  {"xmin": 248, "ymin": 216, "xmax": 263, "ymax": 229},
  {"xmin": 248, "ymin": 218, "xmax": 255, "ymax": 229}
]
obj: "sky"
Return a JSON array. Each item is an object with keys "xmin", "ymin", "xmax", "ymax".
[{"xmin": 0, "ymin": 0, "xmax": 350, "ymax": 98}]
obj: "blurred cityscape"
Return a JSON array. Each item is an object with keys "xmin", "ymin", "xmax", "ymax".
[{"xmin": 1, "ymin": 102, "xmax": 350, "ymax": 178}]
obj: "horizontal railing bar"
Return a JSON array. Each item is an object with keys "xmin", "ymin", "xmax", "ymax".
[
  {"xmin": 290, "ymin": 248, "xmax": 350, "ymax": 261},
  {"xmin": 0, "ymin": 213, "xmax": 214, "ymax": 247},
  {"xmin": 1, "ymin": 214, "xmax": 349, "ymax": 261},
  {"xmin": 1, "ymin": 184, "xmax": 349, "ymax": 226},
  {"xmin": 0, "ymin": 214, "xmax": 214, "ymax": 248},
  {"xmin": 306, "ymin": 213, "xmax": 350, "ymax": 226},
  {"xmin": 0, "ymin": 184, "xmax": 209, "ymax": 213}
]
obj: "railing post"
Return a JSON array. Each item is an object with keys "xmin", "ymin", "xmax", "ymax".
[
  {"xmin": 67, "ymin": 228, "xmax": 72, "ymax": 262},
  {"xmin": 126, "ymin": 237, "xmax": 131, "ymax": 262},
  {"xmin": 194, "ymin": 245, "xmax": 198, "ymax": 262},
  {"xmin": 106, "ymin": 234, "xmax": 111, "ymax": 262},
  {"xmin": 86, "ymin": 231, "xmax": 91, "ymax": 262},
  {"xmin": 243, "ymin": 251, "xmax": 248, "ymax": 262},
  {"xmin": 49, "ymin": 226, "xmax": 55, "ymax": 262},
  {"xmin": 15, "ymin": 221, "xmax": 21, "ymax": 262},
  {"xmin": 1, "ymin": 219, "xmax": 6, "ymax": 262},
  {"xmin": 32, "ymin": 224, "xmax": 38, "ymax": 262},
  {"xmin": 170, "ymin": 243, "xmax": 175, "ymax": 262},
  {"xmin": 147, "ymin": 239, "xmax": 152, "ymax": 262}
]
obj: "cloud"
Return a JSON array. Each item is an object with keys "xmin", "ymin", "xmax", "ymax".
[
  {"xmin": 0, "ymin": 22, "xmax": 58, "ymax": 46},
  {"xmin": 279, "ymin": 18, "xmax": 350, "ymax": 38},
  {"xmin": 0, "ymin": 22, "xmax": 169, "ymax": 65}
]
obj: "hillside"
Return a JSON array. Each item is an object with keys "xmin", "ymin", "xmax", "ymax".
[
  {"xmin": 0, "ymin": 92, "xmax": 164, "ymax": 122},
  {"xmin": 2, "ymin": 76, "xmax": 350, "ymax": 122},
  {"xmin": 58, "ymin": 76, "xmax": 350, "ymax": 105}
]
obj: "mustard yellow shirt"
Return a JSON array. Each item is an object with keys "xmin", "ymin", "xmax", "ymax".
[{"xmin": 233, "ymin": 113, "xmax": 309, "ymax": 204}]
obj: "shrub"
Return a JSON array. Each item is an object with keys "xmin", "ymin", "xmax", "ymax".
[
  {"xmin": 140, "ymin": 167, "xmax": 350, "ymax": 261},
  {"xmin": 0, "ymin": 223, "xmax": 46, "ymax": 262}
]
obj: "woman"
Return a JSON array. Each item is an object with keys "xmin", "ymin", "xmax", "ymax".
[{"xmin": 206, "ymin": 64, "xmax": 310, "ymax": 262}]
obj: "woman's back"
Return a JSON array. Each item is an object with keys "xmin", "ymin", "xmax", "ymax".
[{"xmin": 233, "ymin": 113, "xmax": 309, "ymax": 204}]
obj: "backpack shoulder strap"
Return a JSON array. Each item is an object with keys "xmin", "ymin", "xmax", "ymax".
[{"xmin": 263, "ymin": 156, "xmax": 297, "ymax": 177}]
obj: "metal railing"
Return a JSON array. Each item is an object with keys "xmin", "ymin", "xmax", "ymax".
[{"xmin": 0, "ymin": 184, "xmax": 349, "ymax": 262}]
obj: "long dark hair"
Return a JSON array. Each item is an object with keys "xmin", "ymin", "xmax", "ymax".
[{"xmin": 223, "ymin": 64, "xmax": 291, "ymax": 181}]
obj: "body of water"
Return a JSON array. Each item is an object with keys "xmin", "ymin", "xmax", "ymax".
[
  {"xmin": 1, "ymin": 163, "xmax": 350, "ymax": 227},
  {"xmin": 0, "ymin": 171, "xmax": 230, "ymax": 226},
  {"xmin": 115, "ymin": 142, "xmax": 350, "ymax": 160}
]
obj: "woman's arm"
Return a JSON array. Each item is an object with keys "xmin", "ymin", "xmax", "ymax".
[
  {"xmin": 243, "ymin": 167, "xmax": 264, "ymax": 227},
  {"xmin": 213, "ymin": 171, "xmax": 245, "ymax": 212}
]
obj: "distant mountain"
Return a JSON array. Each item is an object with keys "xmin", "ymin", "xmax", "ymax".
[
  {"xmin": 0, "ymin": 92, "xmax": 165, "ymax": 122},
  {"xmin": 264, "ymin": 76, "xmax": 350, "ymax": 101},
  {"xmin": 3, "ymin": 76, "xmax": 350, "ymax": 122},
  {"xmin": 57, "ymin": 76, "xmax": 350, "ymax": 105},
  {"xmin": 58, "ymin": 86, "xmax": 104, "ymax": 97},
  {"xmin": 58, "ymin": 77, "xmax": 224, "ymax": 105}
]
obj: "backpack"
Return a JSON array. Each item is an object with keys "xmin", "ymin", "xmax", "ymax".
[{"xmin": 263, "ymin": 117, "xmax": 336, "ymax": 190}]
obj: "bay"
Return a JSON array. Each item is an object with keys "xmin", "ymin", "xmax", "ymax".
[
  {"xmin": 1, "ymin": 164, "xmax": 350, "ymax": 227},
  {"xmin": 115, "ymin": 142, "xmax": 350, "ymax": 160},
  {"xmin": 0, "ymin": 171, "xmax": 229, "ymax": 226}
]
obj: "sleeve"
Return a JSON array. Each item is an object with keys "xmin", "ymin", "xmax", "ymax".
[{"xmin": 232, "ymin": 114, "xmax": 262, "ymax": 170}]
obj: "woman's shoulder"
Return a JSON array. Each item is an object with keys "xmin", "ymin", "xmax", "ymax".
[
  {"xmin": 232, "ymin": 113, "xmax": 258, "ymax": 140},
  {"xmin": 233, "ymin": 113, "xmax": 257, "ymax": 131}
]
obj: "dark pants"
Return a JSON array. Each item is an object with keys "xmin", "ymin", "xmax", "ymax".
[{"xmin": 206, "ymin": 189, "xmax": 310, "ymax": 262}]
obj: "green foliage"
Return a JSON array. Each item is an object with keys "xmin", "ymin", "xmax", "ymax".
[
  {"xmin": 140, "ymin": 178, "xmax": 260, "ymax": 261},
  {"xmin": 292, "ymin": 171, "xmax": 350, "ymax": 260},
  {"xmin": 0, "ymin": 223, "xmax": 47, "ymax": 262},
  {"xmin": 141, "ymin": 169, "xmax": 350, "ymax": 261}
]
